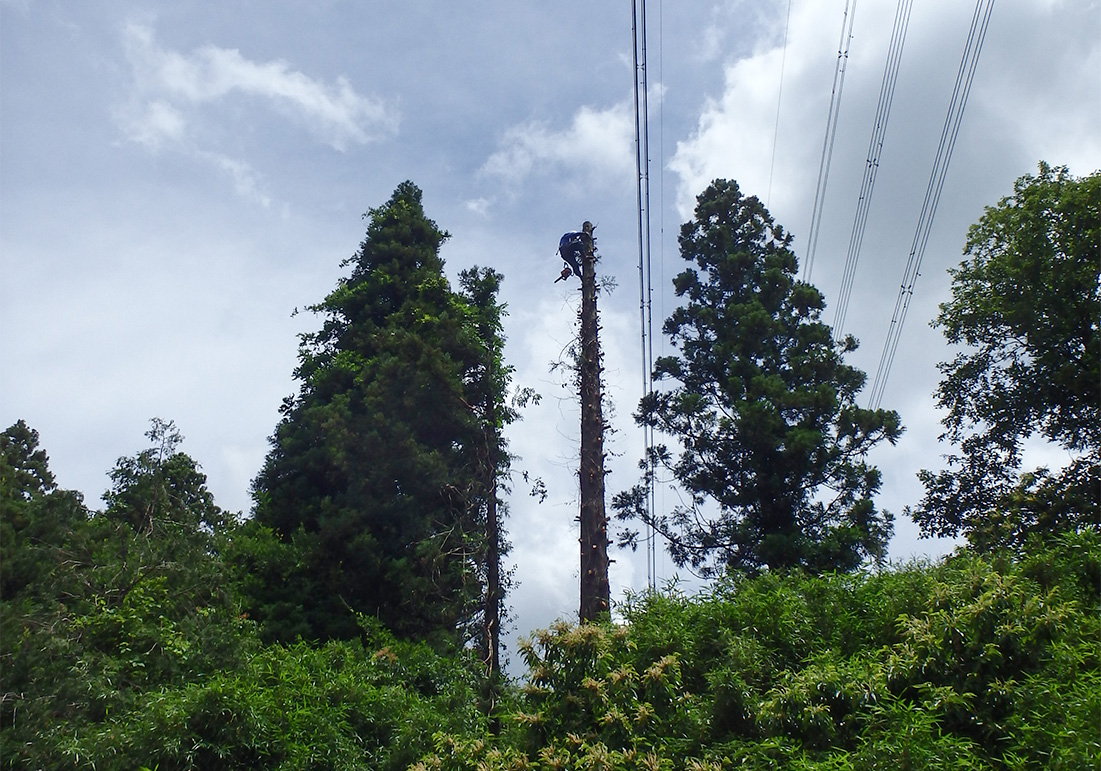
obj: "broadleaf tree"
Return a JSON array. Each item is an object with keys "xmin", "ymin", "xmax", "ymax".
[
  {"xmin": 912, "ymin": 163, "xmax": 1101, "ymax": 549},
  {"xmin": 1, "ymin": 421, "xmax": 249, "ymax": 768},
  {"xmin": 102, "ymin": 418, "xmax": 232, "ymax": 536},
  {"xmin": 615, "ymin": 179, "xmax": 902, "ymax": 576},
  {"xmin": 250, "ymin": 182, "xmax": 509, "ymax": 646}
]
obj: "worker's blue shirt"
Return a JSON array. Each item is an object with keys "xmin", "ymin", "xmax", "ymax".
[{"xmin": 559, "ymin": 232, "xmax": 583, "ymax": 250}]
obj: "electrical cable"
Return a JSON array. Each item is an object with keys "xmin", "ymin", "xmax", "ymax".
[
  {"xmin": 766, "ymin": 0, "xmax": 793, "ymax": 209},
  {"xmin": 868, "ymin": 0, "xmax": 996, "ymax": 410},
  {"xmin": 803, "ymin": 0, "xmax": 859, "ymax": 283},
  {"xmin": 832, "ymin": 0, "xmax": 914, "ymax": 341},
  {"xmin": 632, "ymin": 0, "xmax": 657, "ymax": 592},
  {"xmin": 656, "ymin": 0, "xmax": 665, "ymax": 586},
  {"xmin": 642, "ymin": 0, "xmax": 657, "ymax": 593}
]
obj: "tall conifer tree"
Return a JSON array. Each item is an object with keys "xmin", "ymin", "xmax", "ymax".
[
  {"xmin": 252, "ymin": 182, "xmax": 486, "ymax": 643},
  {"xmin": 456, "ymin": 266, "xmax": 516, "ymax": 700},
  {"xmin": 616, "ymin": 180, "xmax": 901, "ymax": 576}
]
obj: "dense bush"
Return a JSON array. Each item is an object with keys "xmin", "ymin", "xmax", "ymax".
[
  {"xmin": 6, "ymin": 556, "xmax": 483, "ymax": 771},
  {"xmin": 57, "ymin": 623, "xmax": 485, "ymax": 771},
  {"xmin": 416, "ymin": 532, "xmax": 1100, "ymax": 770}
]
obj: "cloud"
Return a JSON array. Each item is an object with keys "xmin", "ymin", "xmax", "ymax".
[
  {"xmin": 480, "ymin": 100, "xmax": 636, "ymax": 190},
  {"xmin": 465, "ymin": 196, "xmax": 493, "ymax": 217},
  {"xmin": 113, "ymin": 21, "xmax": 398, "ymax": 206},
  {"xmin": 668, "ymin": 46, "xmax": 793, "ymax": 219},
  {"xmin": 695, "ymin": 0, "xmax": 788, "ymax": 64},
  {"xmin": 198, "ymin": 151, "xmax": 272, "ymax": 208},
  {"xmin": 118, "ymin": 22, "xmax": 396, "ymax": 152},
  {"xmin": 667, "ymin": 1, "xmax": 850, "ymax": 222},
  {"xmin": 123, "ymin": 99, "xmax": 186, "ymax": 150}
]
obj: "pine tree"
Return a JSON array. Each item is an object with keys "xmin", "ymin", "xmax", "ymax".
[
  {"xmin": 251, "ymin": 182, "xmax": 487, "ymax": 643},
  {"xmin": 456, "ymin": 266, "xmax": 517, "ymax": 708},
  {"xmin": 616, "ymin": 180, "xmax": 901, "ymax": 576}
]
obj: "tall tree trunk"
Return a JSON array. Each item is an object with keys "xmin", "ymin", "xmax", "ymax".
[
  {"xmin": 481, "ymin": 333, "xmax": 502, "ymax": 732},
  {"xmin": 484, "ymin": 463, "xmax": 500, "ymax": 679},
  {"xmin": 578, "ymin": 222, "xmax": 610, "ymax": 622}
]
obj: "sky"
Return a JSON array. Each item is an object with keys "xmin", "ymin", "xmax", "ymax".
[{"xmin": 3, "ymin": 0, "xmax": 1099, "ymax": 665}]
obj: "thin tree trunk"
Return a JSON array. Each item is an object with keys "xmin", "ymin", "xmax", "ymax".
[
  {"xmin": 482, "ymin": 336, "xmax": 502, "ymax": 732},
  {"xmin": 485, "ymin": 469, "xmax": 500, "ymax": 678}
]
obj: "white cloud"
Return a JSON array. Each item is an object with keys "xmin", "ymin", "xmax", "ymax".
[
  {"xmin": 696, "ymin": 0, "xmax": 787, "ymax": 64},
  {"xmin": 668, "ymin": 47, "xmax": 793, "ymax": 219},
  {"xmin": 465, "ymin": 196, "xmax": 493, "ymax": 217},
  {"xmin": 121, "ymin": 99, "xmax": 186, "ymax": 150},
  {"xmin": 199, "ymin": 151, "xmax": 272, "ymax": 208},
  {"xmin": 480, "ymin": 100, "xmax": 635, "ymax": 190},
  {"xmin": 119, "ymin": 22, "xmax": 396, "ymax": 152},
  {"xmin": 113, "ymin": 21, "xmax": 399, "ymax": 206},
  {"xmin": 668, "ymin": 2, "xmax": 847, "ymax": 222}
]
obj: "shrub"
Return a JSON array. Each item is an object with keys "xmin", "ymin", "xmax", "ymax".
[{"xmin": 414, "ymin": 533, "xmax": 1100, "ymax": 770}]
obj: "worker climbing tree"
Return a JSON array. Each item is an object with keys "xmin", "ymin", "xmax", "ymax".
[
  {"xmin": 571, "ymin": 221, "xmax": 611, "ymax": 622},
  {"xmin": 557, "ymin": 230, "xmax": 585, "ymax": 279}
]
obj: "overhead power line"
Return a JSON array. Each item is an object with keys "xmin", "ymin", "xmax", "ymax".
[
  {"xmin": 868, "ymin": 0, "xmax": 996, "ymax": 410},
  {"xmin": 632, "ymin": 0, "xmax": 657, "ymax": 592},
  {"xmin": 766, "ymin": 0, "xmax": 793, "ymax": 209},
  {"xmin": 802, "ymin": 0, "xmax": 858, "ymax": 283},
  {"xmin": 832, "ymin": 0, "xmax": 914, "ymax": 341}
]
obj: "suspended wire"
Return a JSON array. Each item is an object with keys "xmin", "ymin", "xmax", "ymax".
[
  {"xmin": 766, "ymin": 0, "xmax": 793, "ymax": 209},
  {"xmin": 802, "ymin": 0, "xmax": 858, "ymax": 283},
  {"xmin": 632, "ymin": 0, "xmax": 657, "ymax": 592},
  {"xmin": 832, "ymin": 0, "xmax": 914, "ymax": 341},
  {"xmin": 642, "ymin": 0, "xmax": 657, "ymax": 593},
  {"xmin": 868, "ymin": 0, "xmax": 996, "ymax": 410},
  {"xmin": 656, "ymin": 0, "xmax": 664, "ymax": 585}
]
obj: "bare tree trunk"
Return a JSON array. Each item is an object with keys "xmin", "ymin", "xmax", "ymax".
[
  {"xmin": 578, "ymin": 221, "xmax": 610, "ymax": 623},
  {"xmin": 481, "ymin": 338, "xmax": 502, "ymax": 732},
  {"xmin": 485, "ymin": 469, "xmax": 500, "ymax": 678}
]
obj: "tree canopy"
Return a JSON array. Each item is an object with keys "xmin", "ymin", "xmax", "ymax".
[
  {"xmin": 912, "ymin": 163, "xmax": 1101, "ymax": 549},
  {"xmin": 456, "ymin": 265, "xmax": 517, "ymax": 684},
  {"xmin": 616, "ymin": 180, "xmax": 901, "ymax": 576},
  {"xmin": 1, "ymin": 420, "xmax": 484, "ymax": 770},
  {"xmin": 0, "ymin": 420, "xmax": 248, "ymax": 768},
  {"xmin": 250, "ymin": 181, "xmax": 509, "ymax": 645},
  {"xmin": 0, "ymin": 420, "xmax": 87, "ymax": 603},
  {"xmin": 6, "ymin": 422, "xmax": 1095, "ymax": 768}
]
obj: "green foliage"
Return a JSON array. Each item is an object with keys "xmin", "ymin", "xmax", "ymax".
[
  {"xmin": 6, "ymin": 420, "xmax": 1097, "ymax": 769},
  {"xmin": 618, "ymin": 179, "xmax": 901, "ymax": 576},
  {"xmin": 1, "ymin": 420, "xmax": 252, "ymax": 769},
  {"xmin": 251, "ymin": 182, "xmax": 508, "ymax": 646},
  {"xmin": 0, "ymin": 420, "xmax": 88, "ymax": 602},
  {"xmin": 416, "ymin": 533, "xmax": 1101, "ymax": 770},
  {"xmin": 457, "ymin": 265, "xmax": 518, "ymax": 688},
  {"xmin": 58, "ymin": 625, "xmax": 485, "ymax": 771},
  {"xmin": 913, "ymin": 163, "xmax": 1101, "ymax": 550},
  {"xmin": 515, "ymin": 622, "xmax": 705, "ymax": 756},
  {"xmin": 1, "ymin": 422, "xmax": 490, "ymax": 771},
  {"xmin": 414, "ymin": 621, "xmax": 709, "ymax": 771},
  {"xmin": 223, "ymin": 518, "xmax": 316, "ymax": 644},
  {"xmin": 102, "ymin": 418, "xmax": 232, "ymax": 535}
]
